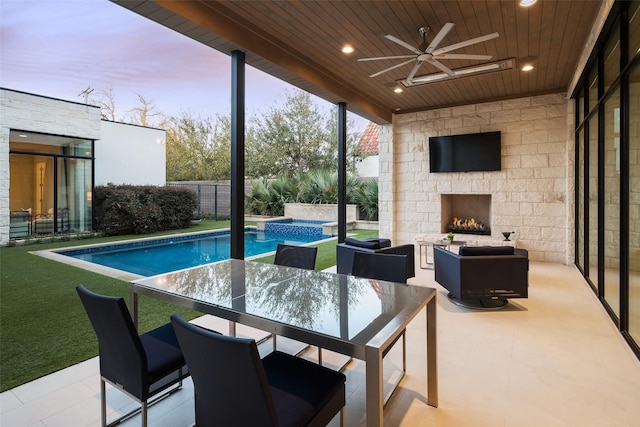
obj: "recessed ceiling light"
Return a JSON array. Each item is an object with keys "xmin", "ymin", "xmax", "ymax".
[
  {"xmin": 393, "ymin": 86, "xmax": 403, "ymax": 93},
  {"xmin": 519, "ymin": 0, "xmax": 537, "ymax": 7},
  {"xmin": 341, "ymin": 45, "xmax": 354, "ymax": 54},
  {"xmin": 518, "ymin": 56, "xmax": 537, "ymax": 71},
  {"xmin": 18, "ymin": 134, "xmax": 28, "ymax": 138}
]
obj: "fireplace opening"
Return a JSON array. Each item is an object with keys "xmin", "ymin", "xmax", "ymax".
[
  {"xmin": 441, "ymin": 194, "xmax": 492, "ymax": 236},
  {"xmin": 449, "ymin": 217, "xmax": 490, "ymax": 235}
]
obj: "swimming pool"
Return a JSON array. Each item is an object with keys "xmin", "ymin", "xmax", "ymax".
[{"xmin": 59, "ymin": 228, "xmax": 332, "ymax": 277}]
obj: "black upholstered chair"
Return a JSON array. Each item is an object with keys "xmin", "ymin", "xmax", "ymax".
[
  {"xmin": 350, "ymin": 251, "xmax": 408, "ymax": 401},
  {"xmin": 434, "ymin": 245, "xmax": 529, "ymax": 309},
  {"xmin": 274, "ymin": 243, "xmax": 318, "ymax": 270},
  {"xmin": 171, "ymin": 313, "xmax": 346, "ymax": 427},
  {"xmin": 271, "ymin": 243, "xmax": 318, "ymax": 352},
  {"xmin": 76, "ymin": 285, "xmax": 189, "ymax": 427},
  {"xmin": 352, "ymin": 251, "xmax": 409, "ymax": 284},
  {"xmin": 336, "ymin": 237, "xmax": 415, "ymax": 279}
]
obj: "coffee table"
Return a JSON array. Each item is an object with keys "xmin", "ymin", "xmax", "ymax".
[{"xmin": 420, "ymin": 239, "xmax": 467, "ymax": 269}]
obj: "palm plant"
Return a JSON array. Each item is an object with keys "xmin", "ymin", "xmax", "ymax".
[
  {"xmin": 352, "ymin": 178, "xmax": 378, "ymax": 221},
  {"xmin": 299, "ymin": 170, "xmax": 336, "ymax": 204},
  {"xmin": 246, "ymin": 171, "xmax": 378, "ymax": 218}
]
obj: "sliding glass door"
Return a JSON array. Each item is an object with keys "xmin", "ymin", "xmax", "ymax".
[{"xmin": 9, "ymin": 131, "xmax": 94, "ymax": 236}]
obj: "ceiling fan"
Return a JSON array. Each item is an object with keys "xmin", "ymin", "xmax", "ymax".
[{"xmin": 359, "ymin": 23, "xmax": 499, "ymax": 84}]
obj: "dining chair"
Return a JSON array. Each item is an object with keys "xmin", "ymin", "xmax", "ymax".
[
  {"xmin": 76, "ymin": 285, "xmax": 189, "ymax": 427},
  {"xmin": 170, "ymin": 313, "xmax": 346, "ymax": 427},
  {"xmin": 274, "ymin": 243, "xmax": 318, "ymax": 270},
  {"xmin": 271, "ymin": 243, "xmax": 318, "ymax": 353},
  {"xmin": 350, "ymin": 251, "xmax": 409, "ymax": 405},
  {"xmin": 351, "ymin": 250, "xmax": 408, "ymax": 284}
]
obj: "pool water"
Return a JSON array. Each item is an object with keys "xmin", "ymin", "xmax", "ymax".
[{"xmin": 61, "ymin": 228, "xmax": 330, "ymax": 277}]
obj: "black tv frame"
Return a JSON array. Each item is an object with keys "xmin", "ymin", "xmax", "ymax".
[{"xmin": 429, "ymin": 131, "xmax": 501, "ymax": 173}]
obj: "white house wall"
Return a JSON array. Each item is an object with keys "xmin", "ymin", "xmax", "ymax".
[
  {"xmin": 0, "ymin": 89, "xmax": 167, "ymax": 245},
  {"xmin": 96, "ymin": 121, "xmax": 166, "ymax": 186},
  {"xmin": 355, "ymin": 155, "xmax": 379, "ymax": 178},
  {"xmin": 0, "ymin": 89, "xmax": 101, "ymax": 245}
]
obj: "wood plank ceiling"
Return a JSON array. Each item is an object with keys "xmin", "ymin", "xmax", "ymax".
[{"xmin": 112, "ymin": 0, "xmax": 601, "ymax": 124}]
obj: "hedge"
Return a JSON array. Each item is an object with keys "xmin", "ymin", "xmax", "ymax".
[{"xmin": 93, "ymin": 184, "xmax": 198, "ymax": 236}]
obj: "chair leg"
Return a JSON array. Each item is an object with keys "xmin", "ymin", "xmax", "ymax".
[
  {"xmin": 141, "ymin": 401, "xmax": 148, "ymax": 427},
  {"xmin": 272, "ymin": 334, "xmax": 277, "ymax": 352},
  {"xmin": 101, "ymin": 379, "xmax": 107, "ymax": 427},
  {"xmin": 340, "ymin": 407, "xmax": 346, "ymax": 427},
  {"xmin": 402, "ymin": 331, "xmax": 407, "ymax": 372}
]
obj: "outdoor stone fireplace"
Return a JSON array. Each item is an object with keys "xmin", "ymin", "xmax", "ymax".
[{"xmin": 440, "ymin": 194, "xmax": 491, "ymax": 235}]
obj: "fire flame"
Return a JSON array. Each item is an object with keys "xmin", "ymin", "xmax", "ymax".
[{"xmin": 452, "ymin": 217, "xmax": 486, "ymax": 229}]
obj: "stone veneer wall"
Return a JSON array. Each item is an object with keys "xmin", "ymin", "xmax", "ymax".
[
  {"xmin": 0, "ymin": 89, "xmax": 101, "ymax": 245},
  {"xmin": 378, "ymin": 93, "xmax": 575, "ymax": 264}
]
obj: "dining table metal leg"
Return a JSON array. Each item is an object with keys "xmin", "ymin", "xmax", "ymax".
[
  {"xmin": 427, "ymin": 297, "xmax": 438, "ymax": 407},
  {"xmin": 365, "ymin": 346, "xmax": 383, "ymax": 427}
]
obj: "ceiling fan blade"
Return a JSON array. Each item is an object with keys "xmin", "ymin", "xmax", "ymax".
[
  {"xmin": 427, "ymin": 59, "xmax": 455, "ymax": 76},
  {"xmin": 369, "ymin": 58, "xmax": 416, "ymax": 78},
  {"xmin": 425, "ymin": 22, "xmax": 455, "ymax": 53},
  {"xmin": 384, "ymin": 34, "xmax": 423, "ymax": 55},
  {"xmin": 435, "ymin": 53, "xmax": 493, "ymax": 60},
  {"xmin": 432, "ymin": 32, "xmax": 499, "ymax": 55},
  {"xmin": 406, "ymin": 61, "xmax": 424, "ymax": 81},
  {"xmin": 358, "ymin": 55, "xmax": 416, "ymax": 62}
]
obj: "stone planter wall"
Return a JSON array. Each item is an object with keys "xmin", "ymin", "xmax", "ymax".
[{"xmin": 284, "ymin": 203, "xmax": 359, "ymax": 222}]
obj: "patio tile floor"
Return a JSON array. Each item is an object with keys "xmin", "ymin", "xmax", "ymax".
[{"xmin": 2, "ymin": 262, "xmax": 640, "ymax": 426}]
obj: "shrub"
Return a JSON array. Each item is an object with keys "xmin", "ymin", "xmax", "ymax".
[
  {"xmin": 352, "ymin": 178, "xmax": 378, "ymax": 221},
  {"xmin": 94, "ymin": 184, "xmax": 197, "ymax": 236},
  {"xmin": 245, "ymin": 171, "xmax": 377, "ymax": 217}
]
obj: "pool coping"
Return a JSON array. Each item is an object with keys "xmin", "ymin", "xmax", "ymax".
[{"xmin": 32, "ymin": 228, "xmax": 338, "ymax": 282}]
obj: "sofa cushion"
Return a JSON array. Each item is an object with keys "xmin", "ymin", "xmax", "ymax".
[
  {"xmin": 458, "ymin": 246, "xmax": 515, "ymax": 256},
  {"xmin": 343, "ymin": 237, "xmax": 391, "ymax": 250}
]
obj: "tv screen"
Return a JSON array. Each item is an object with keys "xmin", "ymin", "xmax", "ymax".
[{"xmin": 429, "ymin": 131, "xmax": 501, "ymax": 172}]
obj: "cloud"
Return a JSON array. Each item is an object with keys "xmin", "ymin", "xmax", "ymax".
[{"xmin": 0, "ymin": 0, "xmax": 367, "ymax": 129}]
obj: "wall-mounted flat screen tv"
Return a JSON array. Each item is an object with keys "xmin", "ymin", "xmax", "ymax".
[{"xmin": 429, "ymin": 131, "xmax": 501, "ymax": 172}]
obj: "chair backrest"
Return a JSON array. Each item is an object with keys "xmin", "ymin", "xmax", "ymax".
[
  {"xmin": 274, "ymin": 243, "xmax": 317, "ymax": 270},
  {"xmin": 170, "ymin": 313, "xmax": 278, "ymax": 427},
  {"xmin": 351, "ymin": 251, "xmax": 408, "ymax": 283},
  {"xmin": 76, "ymin": 285, "xmax": 148, "ymax": 398}
]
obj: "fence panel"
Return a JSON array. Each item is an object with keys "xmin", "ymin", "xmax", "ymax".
[{"xmin": 167, "ymin": 182, "xmax": 232, "ymax": 220}]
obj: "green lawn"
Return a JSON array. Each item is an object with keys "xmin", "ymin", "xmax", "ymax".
[{"xmin": 0, "ymin": 221, "xmax": 377, "ymax": 392}]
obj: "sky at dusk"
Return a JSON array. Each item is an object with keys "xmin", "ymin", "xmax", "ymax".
[{"xmin": 1, "ymin": 0, "xmax": 367, "ymax": 129}]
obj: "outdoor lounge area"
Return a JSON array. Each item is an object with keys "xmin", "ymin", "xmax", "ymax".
[
  {"xmin": 2, "ymin": 1, "xmax": 640, "ymax": 426},
  {"xmin": 2, "ymin": 261, "xmax": 639, "ymax": 426}
]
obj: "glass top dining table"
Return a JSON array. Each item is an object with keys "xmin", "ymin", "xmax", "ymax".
[{"xmin": 130, "ymin": 259, "xmax": 438, "ymax": 427}]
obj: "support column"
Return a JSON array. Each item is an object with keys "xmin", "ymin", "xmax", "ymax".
[
  {"xmin": 231, "ymin": 50, "xmax": 245, "ymax": 259},
  {"xmin": 337, "ymin": 102, "xmax": 347, "ymax": 243}
]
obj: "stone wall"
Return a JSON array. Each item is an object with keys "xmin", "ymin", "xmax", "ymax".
[
  {"xmin": 284, "ymin": 203, "xmax": 359, "ymax": 222},
  {"xmin": 378, "ymin": 93, "xmax": 574, "ymax": 264}
]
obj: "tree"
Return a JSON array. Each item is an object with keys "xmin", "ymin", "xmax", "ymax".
[
  {"xmin": 126, "ymin": 93, "xmax": 167, "ymax": 128},
  {"xmin": 165, "ymin": 112, "xmax": 231, "ymax": 181},
  {"xmin": 246, "ymin": 89, "xmax": 335, "ymax": 177},
  {"xmin": 324, "ymin": 106, "xmax": 362, "ymax": 174},
  {"xmin": 88, "ymin": 87, "xmax": 118, "ymax": 121}
]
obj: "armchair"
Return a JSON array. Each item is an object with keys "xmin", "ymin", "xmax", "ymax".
[
  {"xmin": 434, "ymin": 245, "xmax": 528, "ymax": 309},
  {"xmin": 336, "ymin": 237, "xmax": 415, "ymax": 279}
]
